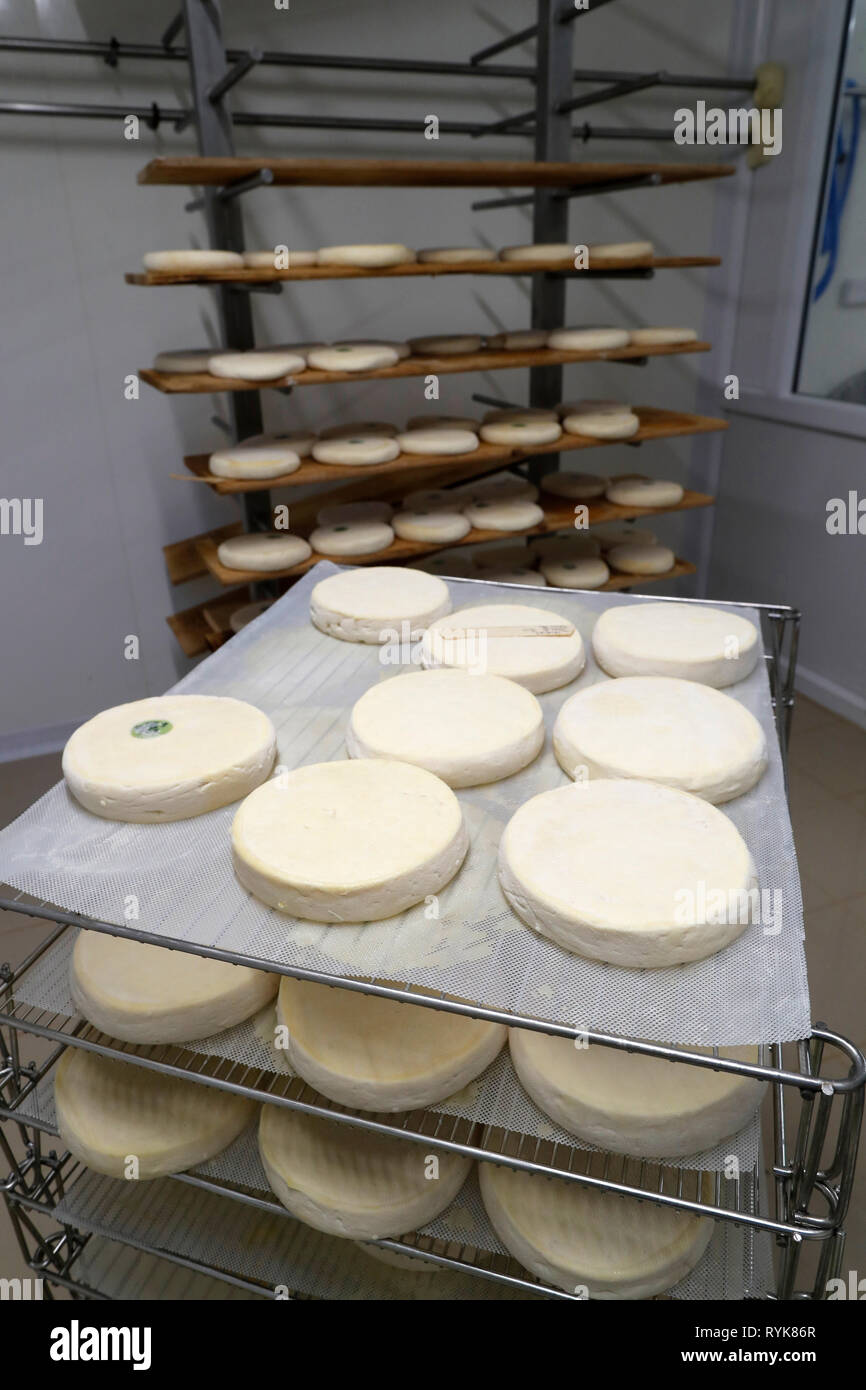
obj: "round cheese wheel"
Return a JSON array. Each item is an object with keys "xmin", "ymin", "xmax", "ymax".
[
  {"xmin": 396, "ymin": 427, "xmax": 478, "ymax": 456},
  {"xmin": 153, "ymin": 348, "xmax": 214, "ymax": 374},
  {"xmin": 562, "ymin": 407, "xmax": 640, "ymax": 439},
  {"xmin": 498, "ymin": 243, "xmax": 574, "ymax": 262},
  {"xmin": 541, "ymin": 557, "xmax": 610, "ymax": 589},
  {"xmin": 484, "ymin": 567, "xmax": 548, "ymax": 587},
  {"xmin": 547, "ymin": 327, "xmax": 630, "ymax": 352},
  {"xmin": 529, "ymin": 534, "xmax": 601, "ymax": 560},
  {"xmin": 606, "ymin": 477, "xmax": 684, "ymax": 507},
  {"xmin": 143, "ymin": 250, "xmax": 243, "ymax": 272},
  {"xmin": 62, "ymin": 695, "xmax": 276, "ymax": 823},
  {"xmin": 413, "ymin": 553, "xmax": 477, "ymax": 579},
  {"xmin": 311, "ymin": 435, "xmax": 401, "ymax": 467},
  {"xmin": 55, "ymin": 1049, "xmax": 254, "ymax": 1179},
  {"xmin": 472, "ymin": 543, "xmax": 531, "ymax": 569},
  {"xmin": 607, "ymin": 543, "xmax": 676, "ymax": 575},
  {"xmin": 310, "ymin": 567, "xmax": 451, "ymax": 643},
  {"xmin": 217, "ymin": 533, "xmax": 311, "ymax": 572},
  {"xmin": 316, "ymin": 500, "xmax": 393, "ymax": 526},
  {"xmin": 479, "ymin": 1161, "xmax": 713, "ymax": 1298},
  {"xmin": 487, "ymin": 330, "xmax": 550, "ymax": 351},
  {"xmin": 342, "ymin": 339, "xmax": 411, "ymax": 360},
  {"xmin": 309, "ymin": 521, "xmax": 394, "ymax": 556},
  {"xmin": 553, "ymin": 676, "xmax": 768, "ymax": 802},
  {"xmin": 209, "ymin": 442, "xmax": 300, "ymax": 480},
  {"xmin": 242, "ymin": 249, "xmax": 317, "ymax": 268},
  {"xmin": 392, "ymin": 510, "xmax": 471, "ymax": 543},
  {"xmin": 464, "ymin": 499, "xmax": 545, "ymax": 532},
  {"xmin": 468, "ymin": 474, "xmax": 539, "ymax": 504},
  {"xmin": 499, "ymin": 779, "xmax": 757, "ymax": 965},
  {"xmin": 259, "ymin": 1107, "xmax": 471, "ymax": 1239},
  {"xmin": 208, "ymin": 350, "xmax": 305, "ymax": 381},
  {"xmin": 347, "ymin": 668, "xmax": 544, "ymax": 787},
  {"xmin": 480, "ymin": 419, "xmax": 562, "ymax": 446},
  {"xmin": 71, "ymin": 930, "xmax": 278, "ymax": 1044},
  {"xmin": 417, "ymin": 246, "xmax": 496, "ymax": 263},
  {"xmin": 276, "ymin": 975, "xmax": 506, "ymax": 1109},
  {"xmin": 592, "ymin": 602, "xmax": 761, "ymax": 687},
  {"xmin": 405, "ymin": 414, "xmax": 478, "ymax": 432},
  {"xmin": 319, "ymin": 420, "xmax": 398, "ymax": 439},
  {"xmin": 307, "ymin": 344, "xmax": 399, "ymax": 372},
  {"xmin": 315, "ymin": 244, "xmax": 416, "ymax": 267},
  {"xmin": 509, "ymin": 1030, "xmax": 766, "ymax": 1159},
  {"xmin": 243, "ymin": 429, "xmax": 315, "ymax": 457},
  {"xmin": 587, "ymin": 240, "xmax": 654, "ymax": 261},
  {"xmin": 408, "ymin": 334, "xmax": 483, "ymax": 356},
  {"xmin": 483, "ymin": 407, "xmax": 559, "ymax": 424},
  {"xmin": 540, "ymin": 471, "xmax": 607, "ymax": 500},
  {"xmin": 590, "ymin": 522, "xmax": 657, "ymax": 549},
  {"xmin": 629, "ymin": 326, "xmax": 698, "ymax": 345},
  {"xmin": 422, "ymin": 603, "xmax": 585, "ymax": 694},
  {"xmin": 232, "ymin": 759, "xmax": 469, "ymax": 922},
  {"xmin": 229, "ymin": 599, "xmax": 273, "ymax": 632},
  {"xmin": 402, "ymin": 488, "xmax": 463, "ymax": 512}
]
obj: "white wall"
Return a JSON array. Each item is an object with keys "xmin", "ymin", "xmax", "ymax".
[
  {"xmin": 0, "ymin": 0, "xmax": 739, "ymax": 751},
  {"xmin": 708, "ymin": 0, "xmax": 866, "ymax": 727}
]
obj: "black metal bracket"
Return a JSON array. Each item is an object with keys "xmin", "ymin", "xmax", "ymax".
[{"xmin": 208, "ymin": 49, "xmax": 263, "ymax": 104}]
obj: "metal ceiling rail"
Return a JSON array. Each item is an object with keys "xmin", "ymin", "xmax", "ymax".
[{"xmin": 0, "ymin": 35, "xmax": 756, "ymax": 93}]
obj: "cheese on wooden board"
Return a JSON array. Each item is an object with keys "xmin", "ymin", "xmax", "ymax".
[
  {"xmin": 62, "ymin": 695, "xmax": 276, "ymax": 823},
  {"xmin": 498, "ymin": 779, "xmax": 757, "ymax": 966},
  {"xmin": 70, "ymin": 930, "xmax": 278, "ymax": 1044},
  {"xmin": 347, "ymin": 668, "xmax": 544, "ymax": 787},
  {"xmin": 508, "ymin": 1029, "xmax": 766, "ymax": 1158},
  {"xmin": 553, "ymin": 676, "xmax": 768, "ymax": 802},
  {"xmin": 259, "ymin": 1106, "xmax": 472, "ymax": 1238},
  {"xmin": 592, "ymin": 602, "xmax": 761, "ymax": 686},
  {"xmin": 479, "ymin": 1161, "xmax": 713, "ymax": 1298},
  {"xmin": 55, "ymin": 1049, "xmax": 254, "ymax": 1179},
  {"xmin": 232, "ymin": 759, "xmax": 468, "ymax": 922},
  {"xmin": 275, "ymin": 975, "xmax": 506, "ymax": 1110}
]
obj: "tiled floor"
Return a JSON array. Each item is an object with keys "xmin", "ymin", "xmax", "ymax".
[{"xmin": 0, "ymin": 696, "xmax": 863, "ymax": 1297}]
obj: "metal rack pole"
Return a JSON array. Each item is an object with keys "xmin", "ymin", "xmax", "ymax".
[
  {"xmin": 181, "ymin": 0, "xmax": 271, "ymax": 540},
  {"xmin": 527, "ymin": 0, "xmax": 574, "ymax": 481}
]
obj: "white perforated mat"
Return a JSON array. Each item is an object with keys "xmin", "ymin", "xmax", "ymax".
[{"xmin": 0, "ymin": 563, "xmax": 810, "ymax": 1046}]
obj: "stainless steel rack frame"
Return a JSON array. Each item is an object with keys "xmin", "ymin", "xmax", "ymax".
[
  {"xmin": 0, "ymin": 596, "xmax": 863, "ymax": 1300},
  {"xmin": 3, "ymin": 4, "xmax": 857, "ymax": 1302}
]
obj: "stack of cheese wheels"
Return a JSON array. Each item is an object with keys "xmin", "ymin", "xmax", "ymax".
[
  {"xmin": 498, "ymin": 779, "xmax": 757, "ymax": 966},
  {"xmin": 232, "ymin": 759, "xmax": 468, "ymax": 922},
  {"xmin": 70, "ymin": 930, "xmax": 278, "ymax": 1044},
  {"xmin": 479, "ymin": 1161, "xmax": 713, "ymax": 1298},
  {"xmin": 422, "ymin": 603, "xmax": 585, "ymax": 694},
  {"xmin": 55, "ymin": 1049, "xmax": 254, "ymax": 1179},
  {"xmin": 347, "ymin": 669, "xmax": 545, "ymax": 786},
  {"xmin": 275, "ymin": 976, "xmax": 506, "ymax": 1110},
  {"xmin": 310, "ymin": 566, "xmax": 451, "ymax": 642},
  {"xmin": 509, "ymin": 1031, "xmax": 767, "ymax": 1159},
  {"xmin": 553, "ymin": 676, "xmax": 768, "ymax": 802},
  {"xmin": 62, "ymin": 695, "xmax": 276, "ymax": 822},
  {"xmin": 259, "ymin": 1107, "xmax": 472, "ymax": 1238},
  {"xmin": 592, "ymin": 601, "xmax": 761, "ymax": 687}
]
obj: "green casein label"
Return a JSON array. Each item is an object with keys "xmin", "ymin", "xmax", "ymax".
[{"xmin": 131, "ymin": 719, "xmax": 173, "ymax": 739}]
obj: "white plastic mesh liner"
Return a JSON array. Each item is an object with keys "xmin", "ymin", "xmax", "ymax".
[
  {"xmin": 55, "ymin": 1153, "xmax": 773, "ymax": 1300},
  {"xmin": 11, "ymin": 932, "xmax": 762, "ymax": 1172},
  {"xmin": 0, "ymin": 564, "xmax": 809, "ymax": 1046}
]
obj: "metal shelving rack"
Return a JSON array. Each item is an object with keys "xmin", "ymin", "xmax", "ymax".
[{"xmin": 1, "ymin": 2, "xmax": 862, "ymax": 1302}]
